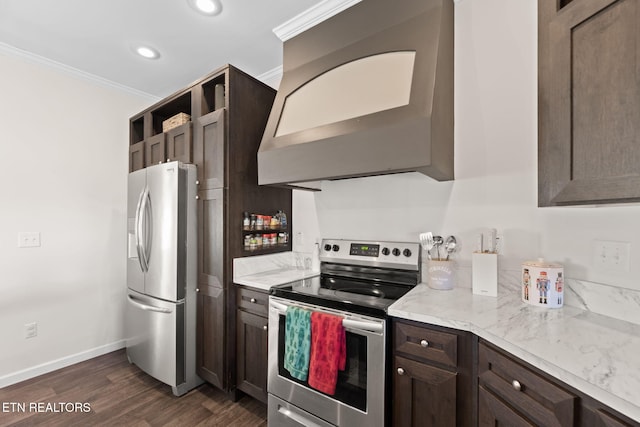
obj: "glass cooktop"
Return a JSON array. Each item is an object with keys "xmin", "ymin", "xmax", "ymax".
[{"xmin": 270, "ymin": 274, "xmax": 415, "ymax": 317}]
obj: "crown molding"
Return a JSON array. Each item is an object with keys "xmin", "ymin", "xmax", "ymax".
[
  {"xmin": 273, "ymin": 0, "xmax": 362, "ymax": 42},
  {"xmin": 257, "ymin": 65, "xmax": 283, "ymax": 88},
  {"xmin": 0, "ymin": 42, "xmax": 160, "ymax": 102}
]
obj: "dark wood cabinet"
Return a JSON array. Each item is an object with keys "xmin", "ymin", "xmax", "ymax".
[
  {"xmin": 235, "ymin": 286, "xmax": 269, "ymax": 403},
  {"xmin": 129, "ymin": 141, "xmax": 145, "ymax": 172},
  {"xmin": 144, "ymin": 133, "xmax": 166, "ymax": 167},
  {"xmin": 166, "ymin": 122, "xmax": 192, "ymax": 163},
  {"xmin": 392, "ymin": 319, "xmax": 476, "ymax": 427},
  {"xmin": 478, "ymin": 340, "xmax": 638, "ymax": 427},
  {"xmin": 196, "ymin": 284, "xmax": 225, "ymax": 389},
  {"xmin": 129, "ymin": 65, "xmax": 291, "ymax": 397},
  {"xmin": 478, "ymin": 341, "xmax": 576, "ymax": 426},
  {"xmin": 538, "ymin": 0, "xmax": 640, "ymax": 206}
]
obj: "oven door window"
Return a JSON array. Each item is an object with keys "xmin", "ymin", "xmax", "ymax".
[{"xmin": 277, "ymin": 315, "xmax": 367, "ymax": 411}]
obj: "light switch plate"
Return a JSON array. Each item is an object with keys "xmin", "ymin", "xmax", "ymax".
[{"xmin": 18, "ymin": 232, "xmax": 41, "ymax": 248}]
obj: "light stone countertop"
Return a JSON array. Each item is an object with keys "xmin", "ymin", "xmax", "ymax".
[
  {"xmin": 233, "ymin": 252, "xmax": 319, "ymax": 291},
  {"xmin": 234, "ymin": 268, "xmax": 320, "ymax": 291},
  {"xmin": 388, "ymin": 281, "xmax": 640, "ymax": 422}
]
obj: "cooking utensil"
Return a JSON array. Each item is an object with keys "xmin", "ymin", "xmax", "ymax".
[
  {"xmin": 433, "ymin": 235, "xmax": 444, "ymax": 260},
  {"xmin": 444, "ymin": 235, "xmax": 457, "ymax": 260},
  {"xmin": 419, "ymin": 232, "xmax": 434, "ymax": 260}
]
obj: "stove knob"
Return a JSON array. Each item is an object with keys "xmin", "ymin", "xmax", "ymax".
[
  {"xmin": 332, "ymin": 244, "xmax": 340, "ymax": 252},
  {"xmin": 324, "ymin": 244, "xmax": 332, "ymax": 252},
  {"xmin": 392, "ymin": 248, "xmax": 401, "ymax": 256},
  {"xmin": 381, "ymin": 247, "xmax": 390, "ymax": 256},
  {"xmin": 403, "ymin": 248, "xmax": 412, "ymax": 257}
]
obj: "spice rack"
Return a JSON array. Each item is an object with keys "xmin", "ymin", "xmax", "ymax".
[{"xmin": 242, "ymin": 211, "xmax": 289, "ymax": 252}]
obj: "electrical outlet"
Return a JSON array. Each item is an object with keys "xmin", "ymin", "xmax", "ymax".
[
  {"xmin": 25, "ymin": 322, "xmax": 37, "ymax": 339},
  {"xmin": 593, "ymin": 240, "xmax": 630, "ymax": 272},
  {"xmin": 18, "ymin": 232, "xmax": 40, "ymax": 248}
]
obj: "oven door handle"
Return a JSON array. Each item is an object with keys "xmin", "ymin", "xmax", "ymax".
[
  {"xmin": 342, "ymin": 319, "xmax": 383, "ymax": 333},
  {"xmin": 277, "ymin": 406, "xmax": 325, "ymax": 427},
  {"xmin": 270, "ymin": 301, "xmax": 383, "ymax": 333}
]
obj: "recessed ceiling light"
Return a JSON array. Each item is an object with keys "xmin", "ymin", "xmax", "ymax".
[
  {"xmin": 135, "ymin": 46, "xmax": 160, "ymax": 60},
  {"xmin": 188, "ymin": 0, "xmax": 222, "ymax": 16}
]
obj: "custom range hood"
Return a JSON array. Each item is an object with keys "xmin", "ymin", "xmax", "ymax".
[{"xmin": 258, "ymin": 0, "xmax": 454, "ymax": 189}]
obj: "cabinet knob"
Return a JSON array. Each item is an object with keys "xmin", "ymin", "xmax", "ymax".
[
  {"xmin": 195, "ymin": 195, "xmax": 199, "ymax": 200},
  {"xmin": 195, "ymin": 288, "xmax": 200, "ymax": 292},
  {"xmin": 166, "ymin": 158, "xmax": 171, "ymax": 162},
  {"xmin": 263, "ymin": 325, "xmax": 268, "ymax": 331},
  {"xmin": 195, "ymin": 180, "xmax": 200, "ymax": 185},
  {"xmin": 512, "ymin": 380, "xmax": 522, "ymax": 391},
  {"xmin": 420, "ymin": 339, "xmax": 429, "ymax": 348},
  {"xmin": 250, "ymin": 298, "xmax": 257, "ymax": 303},
  {"xmin": 397, "ymin": 367, "xmax": 405, "ymax": 376}
]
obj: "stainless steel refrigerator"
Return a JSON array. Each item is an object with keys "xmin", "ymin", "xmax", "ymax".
[{"xmin": 125, "ymin": 161, "xmax": 203, "ymax": 396}]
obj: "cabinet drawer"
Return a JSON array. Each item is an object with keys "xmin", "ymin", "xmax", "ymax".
[
  {"xmin": 394, "ymin": 321, "xmax": 457, "ymax": 369},
  {"xmin": 478, "ymin": 342, "xmax": 576, "ymax": 427},
  {"xmin": 236, "ymin": 286, "xmax": 269, "ymax": 316}
]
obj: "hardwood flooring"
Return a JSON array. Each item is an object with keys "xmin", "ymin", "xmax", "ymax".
[{"xmin": 0, "ymin": 349, "xmax": 267, "ymax": 427}]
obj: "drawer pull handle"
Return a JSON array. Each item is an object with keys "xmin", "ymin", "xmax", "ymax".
[
  {"xmin": 420, "ymin": 340, "xmax": 429, "ymax": 348},
  {"xmin": 512, "ymin": 380, "xmax": 522, "ymax": 391},
  {"xmin": 263, "ymin": 325, "xmax": 268, "ymax": 331},
  {"xmin": 250, "ymin": 298, "xmax": 257, "ymax": 303},
  {"xmin": 397, "ymin": 367, "xmax": 405, "ymax": 376}
]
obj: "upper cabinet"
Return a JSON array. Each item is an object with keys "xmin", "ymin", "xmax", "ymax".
[{"xmin": 538, "ymin": 0, "xmax": 640, "ymax": 206}]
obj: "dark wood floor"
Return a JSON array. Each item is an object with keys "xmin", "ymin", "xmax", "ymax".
[{"xmin": 0, "ymin": 349, "xmax": 267, "ymax": 427}]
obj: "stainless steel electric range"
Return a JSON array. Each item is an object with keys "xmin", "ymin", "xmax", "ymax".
[{"xmin": 268, "ymin": 238, "xmax": 421, "ymax": 427}]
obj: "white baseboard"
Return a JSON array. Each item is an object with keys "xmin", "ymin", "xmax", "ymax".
[{"xmin": 0, "ymin": 340, "xmax": 126, "ymax": 388}]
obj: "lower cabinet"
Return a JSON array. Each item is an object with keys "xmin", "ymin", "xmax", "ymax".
[
  {"xmin": 196, "ymin": 284, "xmax": 225, "ymax": 389},
  {"xmin": 391, "ymin": 321, "xmax": 638, "ymax": 427},
  {"xmin": 478, "ymin": 340, "xmax": 637, "ymax": 427},
  {"xmin": 236, "ymin": 286, "xmax": 269, "ymax": 403},
  {"xmin": 478, "ymin": 341, "xmax": 576, "ymax": 426},
  {"xmin": 392, "ymin": 319, "xmax": 476, "ymax": 427}
]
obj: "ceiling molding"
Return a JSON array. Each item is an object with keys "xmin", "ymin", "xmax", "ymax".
[
  {"xmin": 257, "ymin": 65, "xmax": 283, "ymax": 88},
  {"xmin": 273, "ymin": 0, "xmax": 362, "ymax": 42},
  {"xmin": 0, "ymin": 42, "xmax": 160, "ymax": 102}
]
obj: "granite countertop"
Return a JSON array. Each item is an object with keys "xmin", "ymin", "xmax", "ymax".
[
  {"xmin": 388, "ymin": 282, "xmax": 640, "ymax": 422},
  {"xmin": 234, "ymin": 268, "xmax": 319, "ymax": 291},
  {"xmin": 233, "ymin": 252, "xmax": 319, "ymax": 291}
]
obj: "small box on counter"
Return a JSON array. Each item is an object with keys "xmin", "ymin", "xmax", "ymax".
[
  {"xmin": 472, "ymin": 252, "xmax": 498, "ymax": 297},
  {"xmin": 162, "ymin": 112, "xmax": 191, "ymax": 132}
]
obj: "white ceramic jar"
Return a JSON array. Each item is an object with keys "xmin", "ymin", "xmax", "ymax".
[{"xmin": 521, "ymin": 259, "xmax": 564, "ymax": 308}]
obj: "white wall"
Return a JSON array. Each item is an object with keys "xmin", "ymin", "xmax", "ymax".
[
  {"xmin": 0, "ymin": 50, "xmax": 153, "ymax": 383},
  {"xmin": 297, "ymin": 0, "xmax": 640, "ymax": 292}
]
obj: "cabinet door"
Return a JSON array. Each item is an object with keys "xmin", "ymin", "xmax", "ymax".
[
  {"xmin": 539, "ymin": 0, "xmax": 640, "ymax": 206},
  {"xmin": 198, "ymin": 188, "xmax": 224, "ymax": 289},
  {"xmin": 166, "ymin": 122, "xmax": 192, "ymax": 164},
  {"xmin": 393, "ymin": 355, "xmax": 457, "ymax": 427},
  {"xmin": 129, "ymin": 141, "xmax": 145, "ymax": 172},
  {"xmin": 478, "ymin": 342, "xmax": 576, "ymax": 426},
  {"xmin": 193, "ymin": 109, "xmax": 225, "ymax": 189},
  {"xmin": 145, "ymin": 133, "xmax": 166, "ymax": 167},
  {"xmin": 478, "ymin": 386, "xmax": 534, "ymax": 427},
  {"xmin": 196, "ymin": 284, "xmax": 225, "ymax": 389},
  {"xmin": 236, "ymin": 310, "xmax": 268, "ymax": 403},
  {"xmin": 196, "ymin": 188, "xmax": 226, "ymax": 389}
]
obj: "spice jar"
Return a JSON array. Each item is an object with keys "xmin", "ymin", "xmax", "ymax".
[{"xmin": 243, "ymin": 212, "xmax": 250, "ymax": 231}]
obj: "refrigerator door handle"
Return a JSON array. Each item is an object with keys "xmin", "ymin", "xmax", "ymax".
[
  {"xmin": 127, "ymin": 295, "xmax": 173, "ymax": 314},
  {"xmin": 141, "ymin": 189, "xmax": 152, "ymax": 270},
  {"xmin": 134, "ymin": 187, "xmax": 147, "ymax": 272}
]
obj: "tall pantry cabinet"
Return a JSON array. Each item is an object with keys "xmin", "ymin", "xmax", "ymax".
[{"xmin": 128, "ymin": 64, "xmax": 292, "ymax": 394}]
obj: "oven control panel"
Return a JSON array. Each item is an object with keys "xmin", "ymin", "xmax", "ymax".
[{"xmin": 319, "ymin": 239, "xmax": 420, "ymax": 271}]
